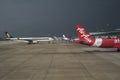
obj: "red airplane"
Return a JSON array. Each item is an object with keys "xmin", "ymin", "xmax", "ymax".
[{"xmin": 75, "ymin": 24, "xmax": 120, "ymax": 52}]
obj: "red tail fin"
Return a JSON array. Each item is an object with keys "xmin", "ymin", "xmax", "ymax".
[{"xmin": 75, "ymin": 24, "xmax": 94, "ymax": 43}]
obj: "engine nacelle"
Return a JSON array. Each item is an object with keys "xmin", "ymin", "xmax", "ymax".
[
  {"xmin": 24, "ymin": 40, "xmax": 38, "ymax": 44},
  {"xmin": 32, "ymin": 41, "xmax": 38, "ymax": 44}
]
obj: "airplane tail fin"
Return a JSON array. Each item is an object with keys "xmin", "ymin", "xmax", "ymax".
[
  {"xmin": 75, "ymin": 24, "xmax": 94, "ymax": 43},
  {"xmin": 63, "ymin": 34, "xmax": 66, "ymax": 38},
  {"xmin": 62, "ymin": 34, "xmax": 69, "ymax": 41},
  {"xmin": 5, "ymin": 32, "xmax": 13, "ymax": 38}
]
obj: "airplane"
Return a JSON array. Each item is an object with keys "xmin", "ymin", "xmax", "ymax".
[
  {"xmin": 62, "ymin": 34, "xmax": 70, "ymax": 41},
  {"xmin": 5, "ymin": 32, "xmax": 54, "ymax": 44},
  {"xmin": 75, "ymin": 24, "xmax": 120, "ymax": 51}
]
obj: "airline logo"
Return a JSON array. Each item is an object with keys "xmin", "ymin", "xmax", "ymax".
[{"xmin": 77, "ymin": 27, "xmax": 92, "ymax": 42}]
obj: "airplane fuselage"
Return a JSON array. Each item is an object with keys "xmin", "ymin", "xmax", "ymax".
[{"xmin": 83, "ymin": 38, "xmax": 120, "ymax": 48}]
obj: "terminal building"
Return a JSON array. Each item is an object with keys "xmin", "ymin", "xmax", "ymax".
[{"xmin": 90, "ymin": 30, "xmax": 120, "ymax": 38}]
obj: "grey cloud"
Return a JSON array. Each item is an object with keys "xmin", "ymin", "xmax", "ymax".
[{"xmin": 0, "ymin": 0, "xmax": 120, "ymax": 37}]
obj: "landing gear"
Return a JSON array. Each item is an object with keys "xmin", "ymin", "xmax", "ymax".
[{"xmin": 117, "ymin": 49, "xmax": 120, "ymax": 52}]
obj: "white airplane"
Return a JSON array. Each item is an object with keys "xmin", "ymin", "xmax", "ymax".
[
  {"xmin": 5, "ymin": 32, "xmax": 54, "ymax": 44},
  {"xmin": 62, "ymin": 34, "xmax": 70, "ymax": 41}
]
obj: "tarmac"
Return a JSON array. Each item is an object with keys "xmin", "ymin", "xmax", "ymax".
[{"xmin": 0, "ymin": 41, "xmax": 120, "ymax": 80}]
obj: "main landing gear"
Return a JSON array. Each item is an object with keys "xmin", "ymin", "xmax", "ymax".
[{"xmin": 117, "ymin": 48, "xmax": 120, "ymax": 52}]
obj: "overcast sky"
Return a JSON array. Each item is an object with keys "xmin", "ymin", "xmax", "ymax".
[{"xmin": 0, "ymin": 0, "xmax": 120, "ymax": 38}]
